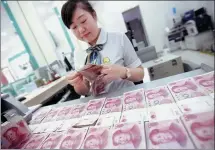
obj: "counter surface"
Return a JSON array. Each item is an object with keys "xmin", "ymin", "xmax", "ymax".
[{"xmin": 22, "ymin": 77, "xmax": 67, "ymax": 107}]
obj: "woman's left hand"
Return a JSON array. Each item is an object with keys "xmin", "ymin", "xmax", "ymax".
[{"xmin": 101, "ymin": 64, "xmax": 127, "ymax": 83}]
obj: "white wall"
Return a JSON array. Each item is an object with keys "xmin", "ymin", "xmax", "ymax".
[
  {"xmin": 18, "ymin": 1, "xmax": 58, "ymax": 65},
  {"xmin": 1, "ymin": 35, "xmax": 25, "ymax": 67},
  {"xmin": 7, "ymin": 1, "xmax": 47, "ymax": 67},
  {"xmin": 94, "ymin": 1, "xmax": 215, "ymax": 52},
  {"xmin": 44, "ymin": 15, "xmax": 71, "ymax": 61}
]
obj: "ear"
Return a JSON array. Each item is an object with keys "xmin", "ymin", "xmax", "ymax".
[{"xmin": 92, "ymin": 12, "xmax": 97, "ymax": 20}]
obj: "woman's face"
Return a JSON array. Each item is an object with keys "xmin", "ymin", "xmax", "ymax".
[
  {"xmin": 70, "ymin": 7, "xmax": 99, "ymax": 45},
  {"xmin": 152, "ymin": 132, "xmax": 173, "ymax": 144},
  {"xmin": 114, "ymin": 132, "xmax": 131, "ymax": 145},
  {"xmin": 85, "ymin": 138, "xmax": 99, "ymax": 148},
  {"xmin": 195, "ymin": 126, "xmax": 214, "ymax": 140},
  {"xmin": 6, "ymin": 130, "xmax": 17, "ymax": 142}
]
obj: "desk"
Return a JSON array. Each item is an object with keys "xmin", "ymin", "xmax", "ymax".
[
  {"xmin": 22, "ymin": 77, "xmax": 68, "ymax": 107},
  {"xmin": 55, "ymin": 67, "xmax": 208, "ymax": 107},
  {"xmin": 171, "ymin": 49, "xmax": 214, "ymax": 69}
]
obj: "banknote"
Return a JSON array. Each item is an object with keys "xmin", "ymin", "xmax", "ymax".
[
  {"xmin": 67, "ymin": 103, "xmax": 87, "ymax": 119},
  {"xmin": 168, "ymin": 78, "xmax": 206, "ymax": 101},
  {"xmin": 41, "ymin": 107, "xmax": 61, "ymax": 123},
  {"xmin": 84, "ymin": 98, "xmax": 106, "ymax": 116},
  {"xmin": 120, "ymin": 109, "xmax": 148, "ymax": 124},
  {"xmin": 181, "ymin": 111, "xmax": 214, "ymax": 149},
  {"xmin": 43, "ymin": 121, "xmax": 64, "ymax": 133},
  {"xmin": 96, "ymin": 113, "xmax": 121, "ymax": 127},
  {"xmin": 145, "ymin": 119, "xmax": 195, "ymax": 149},
  {"xmin": 39, "ymin": 132, "xmax": 63, "ymax": 149},
  {"xmin": 1, "ymin": 120, "xmax": 32, "ymax": 149},
  {"xmin": 91, "ymin": 74, "xmax": 106, "ymax": 96},
  {"xmin": 21, "ymin": 133, "xmax": 49, "ymax": 149},
  {"xmin": 73, "ymin": 115, "xmax": 99, "ymax": 128},
  {"xmin": 29, "ymin": 106, "xmax": 52, "ymax": 124},
  {"xmin": 81, "ymin": 126, "xmax": 112, "ymax": 149},
  {"xmin": 145, "ymin": 86, "xmax": 175, "ymax": 107},
  {"xmin": 57, "ymin": 128, "xmax": 88, "ymax": 149},
  {"xmin": 78, "ymin": 64, "xmax": 105, "ymax": 96},
  {"xmin": 56, "ymin": 119, "xmax": 79, "ymax": 132},
  {"xmin": 100, "ymin": 96, "xmax": 122, "ymax": 115},
  {"xmin": 123, "ymin": 89, "xmax": 146, "ymax": 111},
  {"xmin": 32, "ymin": 122, "xmax": 51, "ymax": 134},
  {"xmin": 111, "ymin": 122, "xmax": 146, "ymax": 149},
  {"xmin": 78, "ymin": 64, "xmax": 102, "ymax": 82},
  {"xmin": 147, "ymin": 103, "xmax": 182, "ymax": 122},
  {"xmin": 176, "ymin": 96, "xmax": 214, "ymax": 115},
  {"xmin": 192, "ymin": 71, "xmax": 214, "ymax": 94},
  {"xmin": 55, "ymin": 106, "xmax": 74, "ymax": 121}
]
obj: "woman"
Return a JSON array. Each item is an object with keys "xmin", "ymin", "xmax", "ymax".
[{"xmin": 61, "ymin": 0, "xmax": 144, "ymax": 96}]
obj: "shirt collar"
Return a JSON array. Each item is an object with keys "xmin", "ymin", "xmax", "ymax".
[{"xmin": 88, "ymin": 28, "xmax": 107, "ymax": 47}]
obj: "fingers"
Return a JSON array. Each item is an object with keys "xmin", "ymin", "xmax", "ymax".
[
  {"xmin": 101, "ymin": 65, "xmax": 111, "ymax": 74},
  {"xmin": 68, "ymin": 76, "xmax": 82, "ymax": 86},
  {"xmin": 67, "ymin": 72, "xmax": 83, "ymax": 86},
  {"xmin": 66, "ymin": 72, "xmax": 80, "ymax": 80},
  {"xmin": 102, "ymin": 74, "xmax": 116, "ymax": 84},
  {"xmin": 101, "ymin": 68, "xmax": 111, "ymax": 74},
  {"xmin": 101, "ymin": 64, "xmax": 110, "ymax": 69}
]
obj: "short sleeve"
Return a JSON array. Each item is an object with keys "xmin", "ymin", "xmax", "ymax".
[
  {"xmin": 74, "ymin": 50, "xmax": 88, "ymax": 70},
  {"xmin": 122, "ymin": 34, "xmax": 142, "ymax": 68}
]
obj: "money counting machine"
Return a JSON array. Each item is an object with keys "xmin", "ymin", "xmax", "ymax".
[{"xmin": 1, "ymin": 93, "xmax": 41, "ymax": 124}]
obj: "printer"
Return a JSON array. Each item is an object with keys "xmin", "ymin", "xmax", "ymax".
[{"xmin": 182, "ymin": 7, "xmax": 214, "ymax": 35}]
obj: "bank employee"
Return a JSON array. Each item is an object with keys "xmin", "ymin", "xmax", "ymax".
[{"xmin": 61, "ymin": 0, "xmax": 144, "ymax": 96}]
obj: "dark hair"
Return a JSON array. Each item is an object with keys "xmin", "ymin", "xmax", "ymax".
[{"xmin": 61, "ymin": 0, "xmax": 95, "ymax": 29}]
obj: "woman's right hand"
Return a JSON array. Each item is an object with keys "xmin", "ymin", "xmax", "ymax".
[
  {"xmin": 67, "ymin": 72, "xmax": 90, "ymax": 95},
  {"xmin": 67, "ymin": 72, "xmax": 83, "ymax": 86}
]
